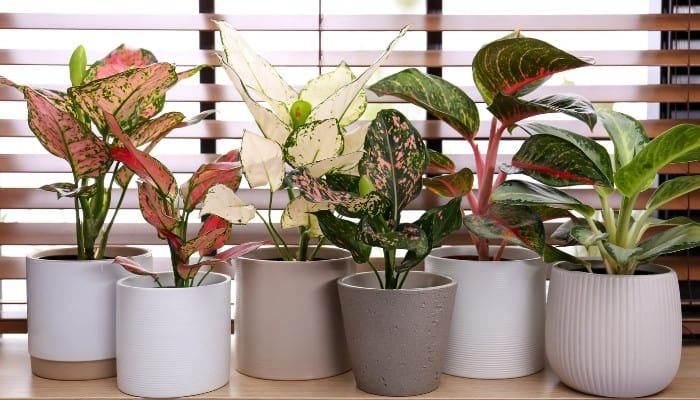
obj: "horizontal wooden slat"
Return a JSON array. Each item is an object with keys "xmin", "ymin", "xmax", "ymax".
[{"xmin": 0, "ymin": 14, "xmax": 697, "ymax": 32}]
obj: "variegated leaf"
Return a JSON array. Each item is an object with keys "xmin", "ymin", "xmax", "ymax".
[
  {"xmin": 412, "ymin": 196, "xmax": 463, "ymax": 246},
  {"xmin": 40, "ymin": 182, "xmax": 97, "ymax": 199},
  {"xmin": 240, "ymin": 130, "xmax": 285, "ymax": 190},
  {"xmin": 181, "ymin": 160, "xmax": 242, "ymax": 212},
  {"xmin": 281, "ymin": 196, "xmax": 329, "ymax": 237},
  {"xmin": 194, "ymin": 215, "xmax": 232, "ymax": 257},
  {"xmin": 313, "ymin": 210, "xmax": 371, "ymax": 263},
  {"xmin": 179, "ymin": 226, "xmax": 230, "ymax": 262},
  {"xmin": 491, "ymin": 180, "xmax": 596, "ymax": 217},
  {"xmin": 306, "ymin": 151, "xmax": 364, "ymax": 178},
  {"xmin": 647, "ymin": 175, "xmax": 700, "ymax": 212},
  {"xmin": 136, "ymin": 181, "xmax": 179, "ymax": 234},
  {"xmin": 300, "ymin": 62, "xmax": 366, "ymax": 128},
  {"xmin": 428, "ymin": 148, "xmax": 456, "ymax": 173},
  {"xmin": 636, "ymin": 223, "xmax": 700, "ymax": 263},
  {"xmin": 335, "ymin": 192, "xmax": 388, "ymax": 218},
  {"xmin": 286, "ymin": 167, "xmax": 355, "ymax": 204},
  {"xmin": 113, "ymin": 256, "xmax": 160, "ymax": 282},
  {"xmin": 424, "ymin": 168, "xmax": 473, "ymax": 197},
  {"xmin": 83, "ymin": 44, "xmax": 158, "ymax": 83},
  {"xmin": 488, "ymin": 92, "xmax": 597, "ymax": 129},
  {"xmin": 358, "ymin": 219, "xmax": 429, "ymax": 254},
  {"xmin": 463, "ymin": 203, "xmax": 546, "ymax": 252},
  {"xmin": 284, "ymin": 118, "xmax": 343, "ymax": 168},
  {"xmin": 200, "ymin": 184, "xmax": 255, "ymax": 225},
  {"xmin": 597, "ymin": 109, "xmax": 648, "ymax": 170},
  {"xmin": 342, "ymin": 122, "xmax": 369, "ymax": 154}
]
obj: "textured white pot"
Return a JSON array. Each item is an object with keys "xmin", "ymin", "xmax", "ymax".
[
  {"xmin": 26, "ymin": 246, "xmax": 152, "ymax": 380},
  {"xmin": 234, "ymin": 246, "xmax": 353, "ymax": 380},
  {"xmin": 116, "ymin": 272, "xmax": 231, "ymax": 398},
  {"xmin": 424, "ymin": 246, "xmax": 547, "ymax": 379},
  {"xmin": 546, "ymin": 263, "xmax": 682, "ymax": 398}
]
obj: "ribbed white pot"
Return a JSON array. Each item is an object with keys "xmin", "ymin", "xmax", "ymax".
[
  {"xmin": 26, "ymin": 246, "xmax": 151, "ymax": 380},
  {"xmin": 234, "ymin": 246, "xmax": 353, "ymax": 380},
  {"xmin": 546, "ymin": 263, "xmax": 682, "ymax": 398},
  {"xmin": 116, "ymin": 272, "xmax": 231, "ymax": 398},
  {"xmin": 424, "ymin": 246, "xmax": 547, "ymax": 379}
]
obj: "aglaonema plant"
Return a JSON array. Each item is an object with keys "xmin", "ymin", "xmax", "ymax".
[
  {"xmin": 368, "ymin": 32, "xmax": 596, "ymax": 263},
  {"xmin": 491, "ymin": 109, "xmax": 700, "ymax": 274},
  {"xmin": 106, "ymin": 112, "xmax": 265, "ymax": 287},
  {"xmin": 215, "ymin": 20, "xmax": 407, "ymax": 261},
  {"xmin": 287, "ymin": 109, "xmax": 463, "ymax": 289},
  {"xmin": 0, "ymin": 44, "xmax": 209, "ymax": 260}
]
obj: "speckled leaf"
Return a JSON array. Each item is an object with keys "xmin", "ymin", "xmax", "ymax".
[
  {"xmin": 514, "ymin": 124, "xmax": 613, "ymax": 188},
  {"xmin": 428, "ymin": 148, "xmax": 456, "ymax": 173},
  {"xmin": 306, "ymin": 151, "xmax": 363, "ymax": 178},
  {"xmin": 21, "ymin": 87, "xmax": 110, "ymax": 178},
  {"xmin": 136, "ymin": 180, "xmax": 178, "ymax": 234},
  {"xmin": 182, "ymin": 154, "xmax": 243, "ymax": 212},
  {"xmin": 616, "ymin": 123, "xmax": 700, "ymax": 197},
  {"xmin": 473, "ymin": 37, "xmax": 592, "ymax": 105},
  {"xmin": 424, "ymin": 168, "xmax": 473, "ymax": 197},
  {"xmin": 180, "ymin": 224, "xmax": 231, "ymax": 261},
  {"xmin": 359, "ymin": 109, "xmax": 428, "ymax": 220},
  {"xmin": 286, "ymin": 167, "xmax": 354, "ymax": 204},
  {"xmin": 300, "ymin": 62, "xmax": 366, "ymax": 128},
  {"xmin": 463, "ymin": 203, "xmax": 545, "ymax": 252},
  {"xmin": 412, "ymin": 197, "xmax": 463, "ymax": 246},
  {"xmin": 281, "ymin": 196, "xmax": 328, "ymax": 237},
  {"xmin": 358, "ymin": 219, "xmax": 428, "ymax": 254},
  {"xmin": 313, "ymin": 210, "xmax": 371, "ymax": 263},
  {"xmin": 598, "ymin": 109, "xmax": 648, "ymax": 170},
  {"xmin": 491, "ymin": 180, "xmax": 596, "ymax": 217},
  {"xmin": 284, "ymin": 119, "xmax": 343, "ymax": 168},
  {"xmin": 69, "ymin": 63, "xmax": 177, "ymax": 134},
  {"xmin": 240, "ymin": 131, "xmax": 285, "ymax": 190},
  {"xmin": 488, "ymin": 92, "xmax": 596, "ymax": 129},
  {"xmin": 40, "ymin": 182, "xmax": 96, "ymax": 199},
  {"xmin": 369, "ymin": 68, "xmax": 480, "ymax": 140},
  {"xmin": 336, "ymin": 192, "xmax": 388, "ymax": 218},
  {"xmin": 647, "ymin": 176, "xmax": 700, "ymax": 212},
  {"xmin": 83, "ymin": 44, "xmax": 157, "ymax": 83}
]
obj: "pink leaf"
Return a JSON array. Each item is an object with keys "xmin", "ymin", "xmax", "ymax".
[
  {"xmin": 180, "ymin": 156, "xmax": 243, "ymax": 212},
  {"xmin": 179, "ymin": 226, "xmax": 231, "ymax": 261},
  {"xmin": 137, "ymin": 181, "xmax": 179, "ymax": 235},
  {"xmin": 196, "ymin": 215, "xmax": 232, "ymax": 256},
  {"xmin": 83, "ymin": 45, "xmax": 158, "ymax": 83},
  {"xmin": 113, "ymin": 256, "xmax": 160, "ymax": 281},
  {"xmin": 214, "ymin": 241, "xmax": 268, "ymax": 262}
]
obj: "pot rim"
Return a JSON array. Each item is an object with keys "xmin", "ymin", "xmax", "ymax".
[
  {"xmin": 337, "ymin": 271, "xmax": 456, "ymax": 292},
  {"xmin": 236, "ymin": 245, "xmax": 352, "ymax": 264},
  {"xmin": 427, "ymin": 245, "xmax": 540, "ymax": 263},
  {"xmin": 27, "ymin": 245, "xmax": 152, "ymax": 261},
  {"xmin": 553, "ymin": 261, "xmax": 675, "ymax": 278},
  {"xmin": 117, "ymin": 271, "xmax": 230, "ymax": 290}
]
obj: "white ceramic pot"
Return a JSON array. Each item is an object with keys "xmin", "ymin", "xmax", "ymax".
[
  {"xmin": 424, "ymin": 245, "xmax": 547, "ymax": 379},
  {"xmin": 338, "ymin": 271, "xmax": 457, "ymax": 396},
  {"xmin": 546, "ymin": 263, "xmax": 682, "ymax": 398},
  {"xmin": 26, "ymin": 246, "xmax": 152, "ymax": 380},
  {"xmin": 116, "ymin": 272, "xmax": 231, "ymax": 398},
  {"xmin": 234, "ymin": 246, "xmax": 354, "ymax": 380}
]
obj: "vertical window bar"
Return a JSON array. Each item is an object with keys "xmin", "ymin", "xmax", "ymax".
[
  {"xmin": 426, "ymin": 0, "xmax": 443, "ymax": 154},
  {"xmin": 199, "ymin": 0, "xmax": 217, "ymax": 154}
]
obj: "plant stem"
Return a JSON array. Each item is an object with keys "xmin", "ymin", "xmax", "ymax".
[
  {"xmin": 616, "ymin": 194, "xmax": 638, "ymax": 248},
  {"xmin": 99, "ymin": 163, "xmax": 128, "ymax": 259},
  {"xmin": 384, "ymin": 248, "xmax": 396, "ymax": 289}
]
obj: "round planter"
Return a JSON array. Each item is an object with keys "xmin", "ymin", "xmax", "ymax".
[
  {"xmin": 26, "ymin": 246, "xmax": 152, "ymax": 380},
  {"xmin": 424, "ymin": 246, "xmax": 546, "ymax": 379},
  {"xmin": 546, "ymin": 263, "xmax": 682, "ymax": 398},
  {"xmin": 337, "ymin": 271, "xmax": 457, "ymax": 397},
  {"xmin": 116, "ymin": 272, "xmax": 231, "ymax": 398},
  {"xmin": 234, "ymin": 246, "xmax": 354, "ymax": 380}
]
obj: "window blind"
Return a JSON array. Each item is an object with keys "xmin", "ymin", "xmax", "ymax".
[{"xmin": 0, "ymin": 0, "xmax": 698, "ymax": 336}]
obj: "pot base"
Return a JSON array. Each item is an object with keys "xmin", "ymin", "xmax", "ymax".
[{"xmin": 31, "ymin": 356, "xmax": 116, "ymax": 380}]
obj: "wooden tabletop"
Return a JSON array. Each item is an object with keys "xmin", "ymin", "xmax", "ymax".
[{"xmin": 1, "ymin": 335, "xmax": 698, "ymax": 399}]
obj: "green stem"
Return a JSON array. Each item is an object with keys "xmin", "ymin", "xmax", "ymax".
[
  {"xmin": 616, "ymin": 194, "xmax": 638, "ymax": 248},
  {"xmin": 367, "ymin": 259, "xmax": 384, "ymax": 289},
  {"xmin": 384, "ymin": 248, "xmax": 396, "ymax": 289},
  {"xmin": 99, "ymin": 163, "xmax": 128, "ymax": 259}
]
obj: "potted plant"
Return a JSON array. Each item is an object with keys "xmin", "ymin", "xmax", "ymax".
[
  {"xmin": 213, "ymin": 20, "xmax": 408, "ymax": 380},
  {"xmin": 367, "ymin": 32, "xmax": 596, "ymax": 378},
  {"xmin": 286, "ymin": 108, "xmax": 463, "ymax": 396},
  {"xmin": 491, "ymin": 109, "xmax": 700, "ymax": 397},
  {"xmin": 108, "ymin": 113, "xmax": 264, "ymax": 398},
  {"xmin": 0, "ymin": 44, "xmax": 208, "ymax": 379}
]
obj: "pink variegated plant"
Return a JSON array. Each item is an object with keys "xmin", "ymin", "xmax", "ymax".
[
  {"xmin": 107, "ymin": 113, "xmax": 264, "ymax": 287},
  {"xmin": 0, "ymin": 44, "xmax": 210, "ymax": 260}
]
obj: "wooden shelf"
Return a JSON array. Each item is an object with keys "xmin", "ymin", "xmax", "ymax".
[{"xmin": 0, "ymin": 335, "xmax": 698, "ymax": 399}]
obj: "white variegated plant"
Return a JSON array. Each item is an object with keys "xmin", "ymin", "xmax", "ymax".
[{"xmin": 215, "ymin": 20, "xmax": 407, "ymax": 261}]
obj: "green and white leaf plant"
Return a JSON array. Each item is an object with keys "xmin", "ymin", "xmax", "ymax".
[
  {"xmin": 287, "ymin": 109, "xmax": 463, "ymax": 289},
  {"xmin": 491, "ymin": 109, "xmax": 700, "ymax": 274},
  {"xmin": 108, "ymin": 112, "xmax": 265, "ymax": 287},
  {"xmin": 215, "ymin": 20, "xmax": 407, "ymax": 261},
  {"xmin": 0, "ymin": 44, "xmax": 209, "ymax": 260},
  {"xmin": 368, "ymin": 32, "xmax": 597, "ymax": 263}
]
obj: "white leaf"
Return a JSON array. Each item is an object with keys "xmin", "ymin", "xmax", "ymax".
[
  {"xmin": 200, "ymin": 184, "xmax": 256, "ymax": 224},
  {"xmin": 284, "ymin": 119, "xmax": 343, "ymax": 168},
  {"xmin": 240, "ymin": 130, "xmax": 285, "ymax": 190},
  {"xmin": 300, "ymin": 62, "xmax": 365, "ymax": 128},
  {"xmin": 281, "ymin": 196, "xmax": 329, "ymax": 237},
  {"xmin": 342, "ymin": 123, "xmax": 369, "ymax": 154},
  {"xmin": 308, "ymin": 25, "xmax": 408, "ymax": 127},
  {"xmin": 307, "ymin": 151, "xmax": 364, "ymax": 178}
]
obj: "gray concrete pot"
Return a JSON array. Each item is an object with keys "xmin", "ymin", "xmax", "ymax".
[{"xmin": 337, "ymin": 271, "xmax": 457, "ymax": 396}]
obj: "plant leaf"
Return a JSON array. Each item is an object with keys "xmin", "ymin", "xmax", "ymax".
[
  {"xmin": 412, "ymin": 196, "xmax": 463, "ymax": 246},
  {"xmin": 83, "ymin": 44, "xmax": 158, "ymax": 83},
  {"xmin": 473, "ymin": 37, "xmax": 592, "ymax": 105},
  {"xmin": 200, "ymin": 184, "xmax": 255, "ymax": 225},
  {"xmin": 40, "ymin": 182, "xmax": 97, "ymax": 199},
  {"xmin": 300, "ymin": 62, "xmax": 366, "ymax": 128},
  {"xmin": 335, "ymin": 192, "xmax": 388, "ymax": 218},
  {"xmin": 598, "ymin": 109, "xmax": 649, "ymax": 170},
  {"xmin": 488, "ymin": 93, "xmax": 597, "ymax": 129},
  {"xmin": 636, "ymin": 223, "xmax": 700, "ymax": 263},
  {"xmin": 284, "ymin": 118, "xmax": 343, "ymax": 168},
  {"xmin": 424, "ymin": 168, "xmax": 473, "ymax": 197},
  {"xmin": 286, "ymin": 167, "xmax": 355, "ymax": 204},
  {"xmin": 463, "ymin": 203, "xmax": 546, "ymax": 253},
  {"xmin": 179, "ymin": 225, "xmax": 231, "ymax": 261},
  {"xmin": 240, "ymin": 130, "xmax": 285, "ymax": 190},
  {"xmin": 358, "ymin": 219, "xmax": 429, "ymax": 254},
  {"xmin": 136, "ymin": 181, "xmax": 179, "ymax": 235},
  {"xmin": 181, "ymin": 151, "xmax": 243, "ymax": 212},
  {"xmin": 192, "ymin": 215, "xmax": 231, "ymax": 257},
  {"xmin": 113, "ymin": 256, "xmax": 160, "ymax": 281},
  {"xmin": 514, "ymin": 124, "xmax": 613, "ymax": 187},
  {"xmin": 359, "ymin": 109, "xmax": 428, "ymax": 221},
  {"xmin": 616, "ymin": 123, "xmax": 700, "ymax": 197},
  {"xmin": 313, "ymin": 210, "xmax": 372, "ymax": 263},
  {"xmin": 491, "ymin": 180, "xmax": 596, "ymax": 217},
  {"xmin": 428, "ymin": 148, "xmax": 456, "ymax": 173},
  {"xmin": 369, "ymin": 68, "xmax": 480, "ymax": 140},
  {"xmin": 646, "ymin": 175, "xmax": 700, "ymax": 212},
  {"xmin": 306, "ymin": 151, "xmax": 364, "ymax": 178},
  {"xmin": 281, "ymin": 196, "xmax": 328, "ymax": 237}
]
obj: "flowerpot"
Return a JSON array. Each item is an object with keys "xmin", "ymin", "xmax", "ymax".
[
  {"xmin": 546, "ymin": 262, "xmax": 682, "ymax": 398},
  {"xmin": 233, "ymin": 246, "xmax": 353, "ymax": 380},
  {"xmin": 116, "ymin": 272, "xmax": 231, "ymax": 398},
  {"xmin": 26, "ymin": 246, "xmax": 152, "ymax": 380},
  {"xmin": 424, "ymin": 245, "xmax": 547, "ymax": 379},
  {"xmin": 337, "ymin": 271, "xmax": 457, "ymax": 397}
]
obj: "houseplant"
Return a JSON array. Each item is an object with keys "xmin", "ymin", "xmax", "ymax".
[
  {"xmin": 1, "ymin": 44, "xmax": 209, "ymax": 379},
  {"xmin": 108, "ymin": 112, "xmax": 264, "ymax": 398},
  {"xmin": 214, "ymin": 21, "xmax": 408, "ymax": 380},
  {"xmin": 491, "ymin": 108, "xmax": 700, "ymax": 397},
  {"xmin": 367, "ymin": 32, "xmax": 596, "ymax": 378},
  {"xmin": 287, "ymin": 108, "xmax": 463, "ymax": 396}
]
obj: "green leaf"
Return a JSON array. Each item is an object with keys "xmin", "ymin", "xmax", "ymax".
[
  {"xmin": 473, "ymin": 37, "xmax": 592, "ymax": 105},
  {"xmin": 636, "ymin": 223, "xmax": 700, "ymax": 263},
  {"xmin": 69, "ymin": 45, "xmax": 87, "ymax": 86},
  {"xmin": 600, "ymin": 242, "xmax": 643, "ymax": 274},
  {"xmin": 616, "ymin": 123, "xmax": 700, "ymax": 197},
  {"xmin": 40, "ymin": 182, "xmax": 96, "ymax": 199},
  {"xmin": 359, "ymin": 109, "xmax": 428, "ymax": 221},
  {"xmin": 336, "ymin": 192, "xmax": 388, "ymax": 218},
  {"xmin": 598, "ymin": 109, "xmax": 648, "ymax": 170},
  {"xmin": 424, "ymin": 168, "xmax": 473, "ymax": 197},
  {"xmin": 412, "ymin": 196, "xmax": 463, "ymax": 246},
  {"xmin": 369, "ymin": 68, "xmax": 480, "ymax": 140},
  {"xmin": 463, "ymin": 203, "xmax": 546, "ymax": 253},
  {"xmin": 647, "ymin": 175, "xmax": 700, "ymax": 212},
  {"xmin": 428, "ymin": 148, "xmax": 456, "ymax": 173},
  {"xmin": 488, "ymin": 93, "xmax": 596, "ymax": 129},
  {"xmin": 358, "ymin": 220, "xmax": 429, "ymax": 254},
  {"xmin": 514, "ymin": 124, "xmax": 613, "ymax": 187},
  {"xmin": 491, "ymin": 180, "xmax": 596, "ymax": 217},
  {"xmin": 313, "ymin": 210, "xmax": 371, "ymax": 263},
  {"xmin": 571, "ymin": 225, "xmax": 608, "ymax": 247}
]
